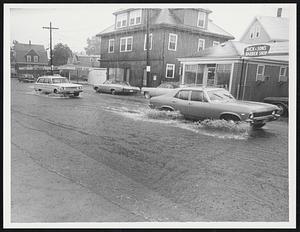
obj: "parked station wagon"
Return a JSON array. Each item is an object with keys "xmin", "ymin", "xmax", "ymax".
[
  {"xmin": 34, "ymin": 76, "xmax": 83, "ymax": 96},
  {"xmin": 149, "ymin": 87, "xmax": 280, "ymax": 129}
]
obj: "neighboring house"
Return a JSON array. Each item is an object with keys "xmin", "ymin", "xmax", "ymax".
[
  {"xmin": 96, "ymin": 8, "xmax": 234, "ymax": 87},
  {"xmin": 240, "ymin": 9, "xmax": 289, "ymax": 44},
  {"xmin": 178, "ymin": 10, "xmax": 289, "ymax": 102},
  {"xmin": 69, "ymin": 54, "xmax": 101, "ymax": 68},
  {"xmin": 58, "ymin": 54, "xmax": 100, "ymax": 80},
  {"xmin": 11, "ymin": 41, "xmax": 49, "ymax": 77}
]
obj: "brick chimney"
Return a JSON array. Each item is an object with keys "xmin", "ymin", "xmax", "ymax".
[{"xmin": 277, "ymin": 8, "xmax": 282, "ymax": 17}]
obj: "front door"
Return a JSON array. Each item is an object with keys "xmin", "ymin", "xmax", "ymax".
[
  {"xmin": 206, "ymin": 64, "xmax": 216, "ymax": 87},
  {"xmin": 125, "ymin": 68, "xmax": 130, "ymax": 83}
]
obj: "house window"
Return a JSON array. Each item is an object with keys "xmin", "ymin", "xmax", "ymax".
[
  {"xmin": 198, "ymin": 39, "xmax": 205, "ymax": 51},
  {"xmin": 33, "ymin": 56, "xmax": 38, "ymax": 62},
  {"xmin": 144, "ymin": 33, "xmax": 153, "ymax": 50},
  {"xmin": 255, "ymin": 25, "xmax": 261, "ymax": 38},
  {"xmin": 279, "ymin": 66, "xmax": 288, "ymax": 82},
  {"xmin": 26, "ymin": 55, "xmax": 31, "ymax": 62},
  {"xmin": 213, "ymin": 41, "xmax": 220, "ymax": 47},
  {"xmin": 256, "ymin": 65, "xmax": 265, "ymax": 81},
  {"xmin": 249, "ymin": 27, "xmax": 255, "ymax": 39},
  {"xmin": 166, "ymin": 64, "xmax": 175, "ymax": 78},
  {"xmin": 108, "ymin": 39, "xmax": 115, "ymax": 53},
  {"xmin": 197, "ymin": 11, "xmax": 206, "ymax": 28},
  {"xmin": 168, "ymin": 33, "xmax": 177, "ymax": 51},
  {"xmin": 120, "ymin": 36, "xmax": 133, "ymax": 52},
  {"xmin": 116, "ymin": 13, "xmax": 127, "ymax": 28},
  {"xmin": 215, "ymin": 63, "xmax": 232, "ymax": 89},
  {"xmin": 129, "ymin": 9, "xmax": 142, "ymax": 26}
]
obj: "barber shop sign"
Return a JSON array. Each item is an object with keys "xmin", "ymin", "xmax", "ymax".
[{"xmin": 244, "ymin": 44, "xmax": 270, "ymax": 57}]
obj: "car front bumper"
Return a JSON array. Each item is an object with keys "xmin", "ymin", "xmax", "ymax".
[
  {"xmin": 245, "ymin": 114, "xmax": 280, "ymax": 124},
  {"xmin": 58, "ymin": 90, "xmax": 83, "ymax": 94}
]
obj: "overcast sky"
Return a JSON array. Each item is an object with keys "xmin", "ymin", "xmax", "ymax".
[{"xmin": 8, "ymin": 4, "xmax": 292, "ymax": 53}]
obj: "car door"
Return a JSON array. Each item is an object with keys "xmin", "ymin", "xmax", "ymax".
[
  {"xmin": 42, "ymin": 78, "xmax": 51, "ymax": 93},
  {"xmin": 35, "ymin": 78, "xmax": 44, "ymax": 91},
  {"xmin": 170, "ymin": 90, "xmax": 191, "ymax": 115},
  {"xmin": 99, "ymin": 81, "xmax": 109, "ymax": 93},
  {"xmin": 188, "ymin": 90, "xmax": 211, "ymax": 120}
]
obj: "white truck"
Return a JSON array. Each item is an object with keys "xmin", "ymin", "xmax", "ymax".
[{"xmin": 88, "ymin": 68, "xmax": 107, "ymax": 86}]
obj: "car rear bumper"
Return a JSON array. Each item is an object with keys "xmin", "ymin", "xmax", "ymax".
[{"xmin": 122, "ymin": 89, "xmax": 139, "ymax": 94}]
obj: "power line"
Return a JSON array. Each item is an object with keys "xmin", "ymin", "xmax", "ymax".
[{"xmin": 43, "ymin": 22, "xmax": 59, "ymax": 75}]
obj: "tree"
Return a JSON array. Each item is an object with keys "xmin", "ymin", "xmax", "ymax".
[
  {"xmin": 84, "ymin": 36, "xmax": 101, "ymax": 55},
  {"xmin": 52, "ymin": 43, "xmax": 72, "ymax": 66}
]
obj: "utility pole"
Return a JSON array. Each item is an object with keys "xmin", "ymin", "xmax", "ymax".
[
  {"xmin": 43, "ymin": 22, "xmax": 59, "ymax": 75},
  {"xmin": 146, "ymin": 8, "xmax": 150, "ymax": 87}
]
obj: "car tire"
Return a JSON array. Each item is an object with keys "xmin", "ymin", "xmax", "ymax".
[
  {"xmin": 251, "ymin": 122, "xmax": 266, "ymax": 129},
  {"xmin": 74, "ymin": 92, "xmax": 79, "ymax": 97},
  {"xmin": 111, "ymin": 89, "xmax": 116, "ymax": 95},
  {"xmin": 160, "ymin": 107, "xmax": 174, "ymax": 112},
  {"xmin": 275, "ymin": 103, "xmax": 287, "ymax": 116},
  {"xmin": 94, "ymin": 87, "xmax": 99, "ymax": 92},
  {"xmin": 220, "ymin": 114, "xmax": 240, "ymax": 122},
  {"xmin": 54, "ymin": 89, "xmax": 58, "ymax": 94},
  {"xmin": 144, "ymin": 92, "xmax": 151, "ymax": 99}
]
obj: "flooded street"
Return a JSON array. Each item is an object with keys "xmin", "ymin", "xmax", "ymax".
[{"xmin": 11, "ymin": 79, "xmax": 289, "ymax": 222}]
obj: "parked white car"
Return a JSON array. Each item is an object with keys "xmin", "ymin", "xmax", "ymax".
[
  {"xmin": 34, "ymin": 76, "xmax": 83, "ymax": 96},
  {"xmin": 141, "ymin": 82, "xmax": 181, "ymax": 99}
]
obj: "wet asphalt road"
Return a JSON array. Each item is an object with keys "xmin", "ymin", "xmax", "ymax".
[{"xmin": 11, "ymin": 79, "xmax": 289, "ymax": 222}]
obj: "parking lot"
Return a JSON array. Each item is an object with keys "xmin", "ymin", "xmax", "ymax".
[{"xmin": 10, "ymin": 79, "xmax": 289, "ymax": 222}]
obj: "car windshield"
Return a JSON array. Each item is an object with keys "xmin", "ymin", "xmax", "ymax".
[
  {"xmin": 207, "ymin": 89, "xmax": 235, "ymax": 102},
  {"xmin": 52, "ymin": 78, "xmax": 69, "ymax": 84}
]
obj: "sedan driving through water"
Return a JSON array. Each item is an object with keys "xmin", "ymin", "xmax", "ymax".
[{"xmin": 149, "ymin": 87, "xmax": 280, "ymax": 129}]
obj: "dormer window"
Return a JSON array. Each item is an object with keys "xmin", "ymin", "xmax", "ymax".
[
  {"xmin": 116, "ymin": 13, "xmax": 127, "ymax": 28},
  {"xmin": 34, "ymin": 55, "xmax": 38, "ymax": 62},
  {"xmin": 129, "ymin": 9, "xmax": 142, "ymax": 26},
  {"xmin": 26, "ymin": 55, "xmax": 31, "ymax": 62},
  {"xmin": 197, "ymin": 11, "xmax": 206, "ymax": 28},
  {"xmin": 255, "ymin": 25, "xmax": 261, "ymax": 38}
]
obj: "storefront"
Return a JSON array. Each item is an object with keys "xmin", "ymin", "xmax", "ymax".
[{"xmin": 178, "ymin": 41, "xmax": 288, "ymax": 102}]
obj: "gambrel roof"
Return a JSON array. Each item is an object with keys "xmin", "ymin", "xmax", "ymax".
[{"xmin": 97, "ymin": 8, "xmax": 234, "ymax": 40}]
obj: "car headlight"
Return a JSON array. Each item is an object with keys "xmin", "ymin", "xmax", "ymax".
[
  {"xmin": 60, "ymin": 87, "xmax": 64, "ymax": 90},
  {"xmin": 272, "ymin": 110, "xmax": 275, "ymax": 115},
  {"xmin": 249, "ymin": 113, "xmax": 254, "ymax": 119}
]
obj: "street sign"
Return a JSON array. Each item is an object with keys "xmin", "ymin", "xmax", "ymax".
[
  {"xmin": 146, "ymin": 66, "xmax": 151, "ymax": 72},
  {"xmin": 244, "ymin": 44, "xmax": 270, "ymax": 57}
]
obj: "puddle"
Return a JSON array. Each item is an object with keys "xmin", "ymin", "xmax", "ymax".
[{"xmin": 104, "ymin": 106, "xmax": 250, "ymax": 140}]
